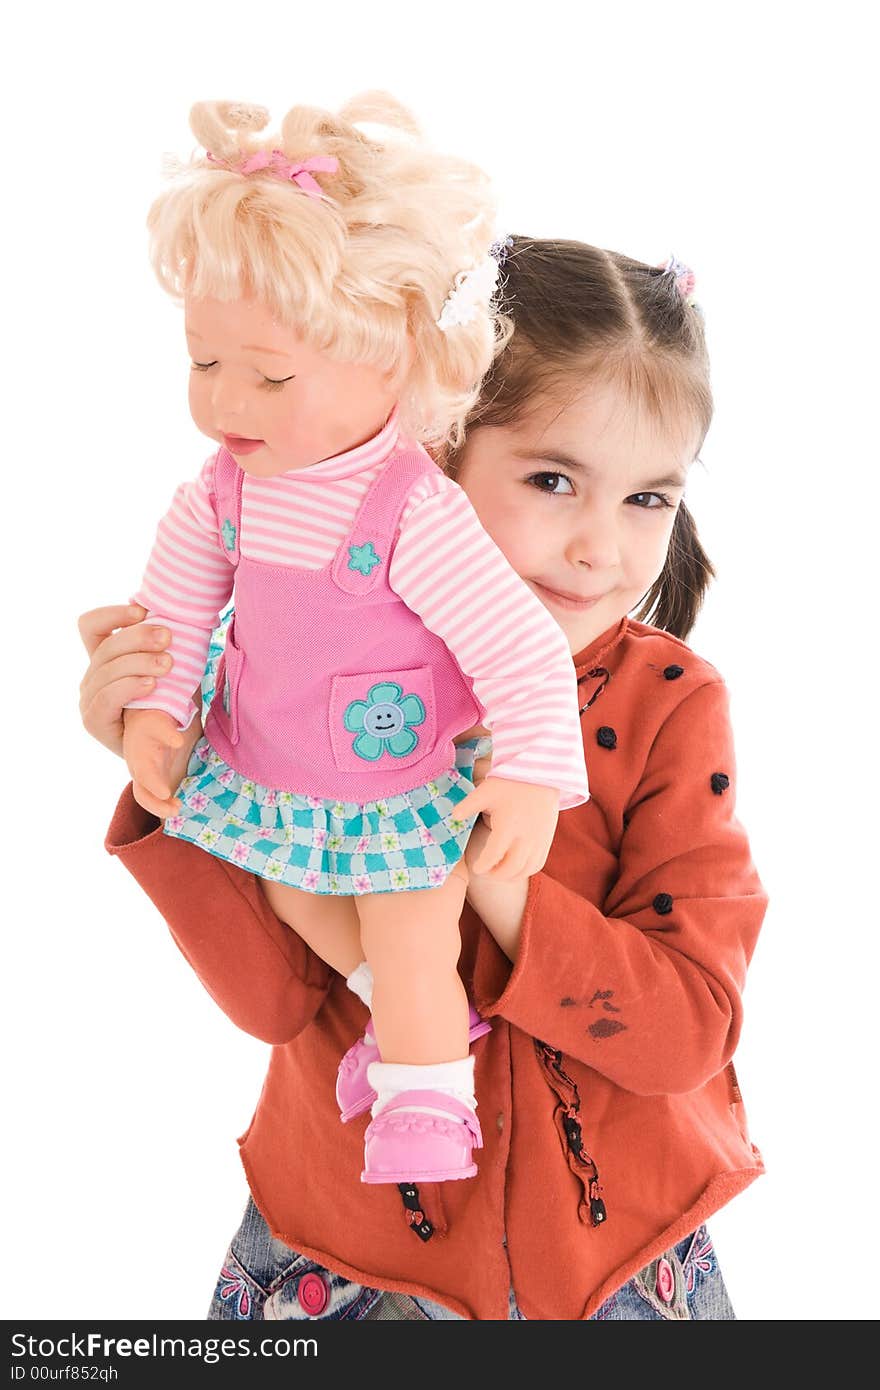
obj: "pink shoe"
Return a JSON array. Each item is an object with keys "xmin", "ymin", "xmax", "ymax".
[
  {"xmin": 336, "ymin": 1005, "xmax": 490, "ymax": 1123},
  {"xmin": 360, "ymin": 1090, "xmax": 483, "ymax": 1184}
]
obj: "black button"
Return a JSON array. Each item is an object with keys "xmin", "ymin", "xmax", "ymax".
[
  {"xmin": 711, "ymin": 772, "xmax": 730, "ymax": 795},
  {"xmin": 653, "ymin": 892, "xmax": 674, "ymax": 915},
  {"xmin": 597, "ymin": 726, "xmax": 617, "ymax": 749},
  {"xmin": 663, "ymin": 664, "xmax": 684, "ymax": 680}
]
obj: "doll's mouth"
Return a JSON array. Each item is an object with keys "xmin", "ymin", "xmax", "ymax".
[{"xmin": 222, "ymin": 434, "xmax": 265, "ymax": 455}]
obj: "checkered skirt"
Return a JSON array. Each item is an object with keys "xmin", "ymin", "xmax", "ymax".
[{"xmin": 162, "ymin": 611, "xmax": 492, "ymax": 896}]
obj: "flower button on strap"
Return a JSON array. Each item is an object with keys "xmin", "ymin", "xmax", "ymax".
[
  {"xmin": 656, "ymin": 1257, "xmax": 675, "ymax": 1305},
  {"xmin": 297, "ymin": 1271, "xmax": 329, "ymax": 1316},
  {"xmin": 347, "ymin": 540, "xmax": 382, "ymax": 576}
]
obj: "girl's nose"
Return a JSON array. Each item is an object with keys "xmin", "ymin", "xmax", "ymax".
[{"xmin": 568, "ymin": 511, "xmax": 620, "ymax": 570}]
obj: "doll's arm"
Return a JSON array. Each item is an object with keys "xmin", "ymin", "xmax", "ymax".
[
  {"xmin": 105, "ymin": 785, "xmax": 331, "ymax": 1044},
  {"xmin": 467, "ymin": 680, "xmax": 768, "ymax": 1095},
  {"xmin": 390, "ymin": 483, "xmax": 588, "ymax": 808},
  {"xmin": 126, "ymin": 456, "xmax": 234, "ymax": 729}
]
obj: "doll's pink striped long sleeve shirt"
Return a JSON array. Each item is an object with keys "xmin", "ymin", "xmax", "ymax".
[{"xmin": 128, "ymin": 418, "xmax": 589, "ymax": 808}]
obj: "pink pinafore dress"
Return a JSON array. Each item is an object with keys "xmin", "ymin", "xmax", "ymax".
[{"xmin": 163, "ymin": 445, "xmax": 491, "ymax": 895}]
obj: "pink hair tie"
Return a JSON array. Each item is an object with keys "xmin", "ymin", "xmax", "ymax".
[
  {"xmin": 206, "ymin": 149, "xmax": 339, "ymax": 199},
  {"xmin": 661, "ymin": 253, "xmax": 697, "ymax": 306}
]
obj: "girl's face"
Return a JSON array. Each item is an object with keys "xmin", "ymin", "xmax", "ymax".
[
  {"xmin": 454, "ymin": 380, "xmax": 698, "ymax": 655},
  {"xmin": 185, "ymin": 296, "xmax": 399, "ymax": 475}
]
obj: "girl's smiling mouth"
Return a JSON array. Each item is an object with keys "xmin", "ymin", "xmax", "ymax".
[{"xmin": 529, "ymin": 580, "xmax": 606, "ymax": 610}]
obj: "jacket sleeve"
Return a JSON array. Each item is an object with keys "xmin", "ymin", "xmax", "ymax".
[
  {"xmin": 469, "ymin": 679, "xmax": 768, "ymax": 1095},
  {"xmin": 105, "ymin": 784, "xmax": 332, "ymax": 1044}
]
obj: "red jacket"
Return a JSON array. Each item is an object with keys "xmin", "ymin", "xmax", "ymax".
[{"xmin": 105, "ymin": 618, "xmax": 767, "ymax": 1320}]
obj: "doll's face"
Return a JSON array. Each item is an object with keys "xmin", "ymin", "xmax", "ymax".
[
  {"xmin": 185, "ymin": 296, "xmax": 401, "ymax": 475},
  {"xmin": 453, "ymin": 380, "xmax": 697, "ymax": 655}
]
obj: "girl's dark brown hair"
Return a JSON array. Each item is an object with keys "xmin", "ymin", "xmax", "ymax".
[{"xmin": 446, "ymin": 237, "xmax": 716, "ymax": 640}]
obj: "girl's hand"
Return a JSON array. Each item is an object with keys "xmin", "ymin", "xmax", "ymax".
[
  {"xmin": 78, "ymin": 604, "xmax": 174, "ymax": 757},
  {"xmin": 455, "ymin": 777, "xmax": 559, "ymax": 880},
  {"xmin": 123, "ymin": 707, "xmax": 191, "ymax": 819}
]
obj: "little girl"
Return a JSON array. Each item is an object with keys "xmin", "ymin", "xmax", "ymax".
[
  {"xmin": 84, "ymin": 235, "xmax": 767, "ymax": 1319},
  {"xmin": 122, "ymin": 94, "xmax": 588, "ymax": 1187}
]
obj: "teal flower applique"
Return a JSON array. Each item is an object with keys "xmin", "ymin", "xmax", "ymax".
[
  {"xmin": 348, "ymin": 541, "xmax": 382, "ymax": 576},
  {"xmin": 343, "ymin": 682, "xmax": 426, "ymax": 760},
  {"xmin": 221, "ymin": 518, "xmax": 237, "ymax": 552}
]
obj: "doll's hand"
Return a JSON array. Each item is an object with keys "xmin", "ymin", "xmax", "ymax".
[
  {"xmin": 78, "ymin": 603, "xmax": 174, "ymax": 757},
  {"xmin": 123, "ymin": 707, "xmax": 193, "ymax": 819},
  {"xmin": 455, "ymin": 777, "xmax": 559, "ymax": 880}
]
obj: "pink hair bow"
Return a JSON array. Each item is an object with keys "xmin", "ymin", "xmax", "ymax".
[{"xmin": 208, "ymin": 149, "xmax": 339, "ymax": 199}]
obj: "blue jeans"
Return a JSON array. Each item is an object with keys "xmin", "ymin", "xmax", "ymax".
[{"xmin": 207, "ymin": 1197, "xmax": 735, "ymax": 1321}]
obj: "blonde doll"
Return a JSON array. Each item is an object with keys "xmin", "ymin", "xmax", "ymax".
[{"xmin": 123, "ymin": 93, "xmax": 588, "ymax": 1185}]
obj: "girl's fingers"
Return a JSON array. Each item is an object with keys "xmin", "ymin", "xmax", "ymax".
[
  {"xmin": 81, "ymin": 626, "xmax": 171, "ymax": 684},
  {"xmin": 78, "ymin": 605, "xmax": 148, "ymax": 657},
  {"xmin": 80, "ymin": 651, "xmax": 170, "ymax": 709},
  {"xmin": 80, "ymin": 678, "xmax": 156, "ymax": 745}
]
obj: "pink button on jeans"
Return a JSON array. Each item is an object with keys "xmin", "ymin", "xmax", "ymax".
[
  {"xmin": 297, "ymin": 1272, "xmax": 329, "ymax": 1316},
  {"xmin": 656, "ymin": 1257, "xmax": 675, "ymax": 1304}
]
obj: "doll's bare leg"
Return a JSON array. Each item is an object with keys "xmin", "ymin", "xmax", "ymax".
[
  {"xmin": 356, "ymin": 864, "xmax": 469, "ymax": 1065},
  {"xmin": 261, "ymin": 880, "xmax": 363, "ymax": 978}
]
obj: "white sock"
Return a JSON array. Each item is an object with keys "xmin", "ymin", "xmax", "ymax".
[
  {"xmin": 345, "ymin": 961, "xmax": 374, "ymax": 1008},
  {"xmin": 367, "ymin": 1056, "xmax": 476, "ymax": 1120}
]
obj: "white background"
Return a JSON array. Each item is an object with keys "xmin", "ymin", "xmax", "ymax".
[{"xmin": 3, "ymin": 0, "xmax": 877, "ymax": 1322}]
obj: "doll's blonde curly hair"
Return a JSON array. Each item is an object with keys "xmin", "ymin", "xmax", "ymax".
[{"xmin": 148, "ymin": 92, "xmax": 510, "ymax": 448}]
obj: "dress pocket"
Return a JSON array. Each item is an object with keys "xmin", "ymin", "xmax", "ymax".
[
  {"xmin": 329, "ymin": 666, "xmax": 437, "ymax": 774},
  {"xmin": 215, "ymin": 619, "xmax": 244, "ymax": 746}
]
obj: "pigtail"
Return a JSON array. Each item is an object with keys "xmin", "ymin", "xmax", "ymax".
[
  {"xmin": 634, "ymin": 503, "xmax": 715, "ymax": 640},
  {"xmin": 189, "ymin": 101, "xmax": 270, "ymax": 161},
  {"xmin": 337, "ymin": 90, "xmax": 422, "ymax": 137}
]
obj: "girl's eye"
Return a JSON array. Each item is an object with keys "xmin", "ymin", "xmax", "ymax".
[
  {"xmin": 261, "ymin": 374, "xmax": 295, "ymax": 392},
  {"xmin": 527, "ymin": 471, "xmax": 575, "ymax": 495},
  {"xmin": 627, "ymin": 491, "xmax": 675, "ymax": 509},
  {"xmin": 191, "ymin": 360, "xmax": 217, "ymax": 372}
]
